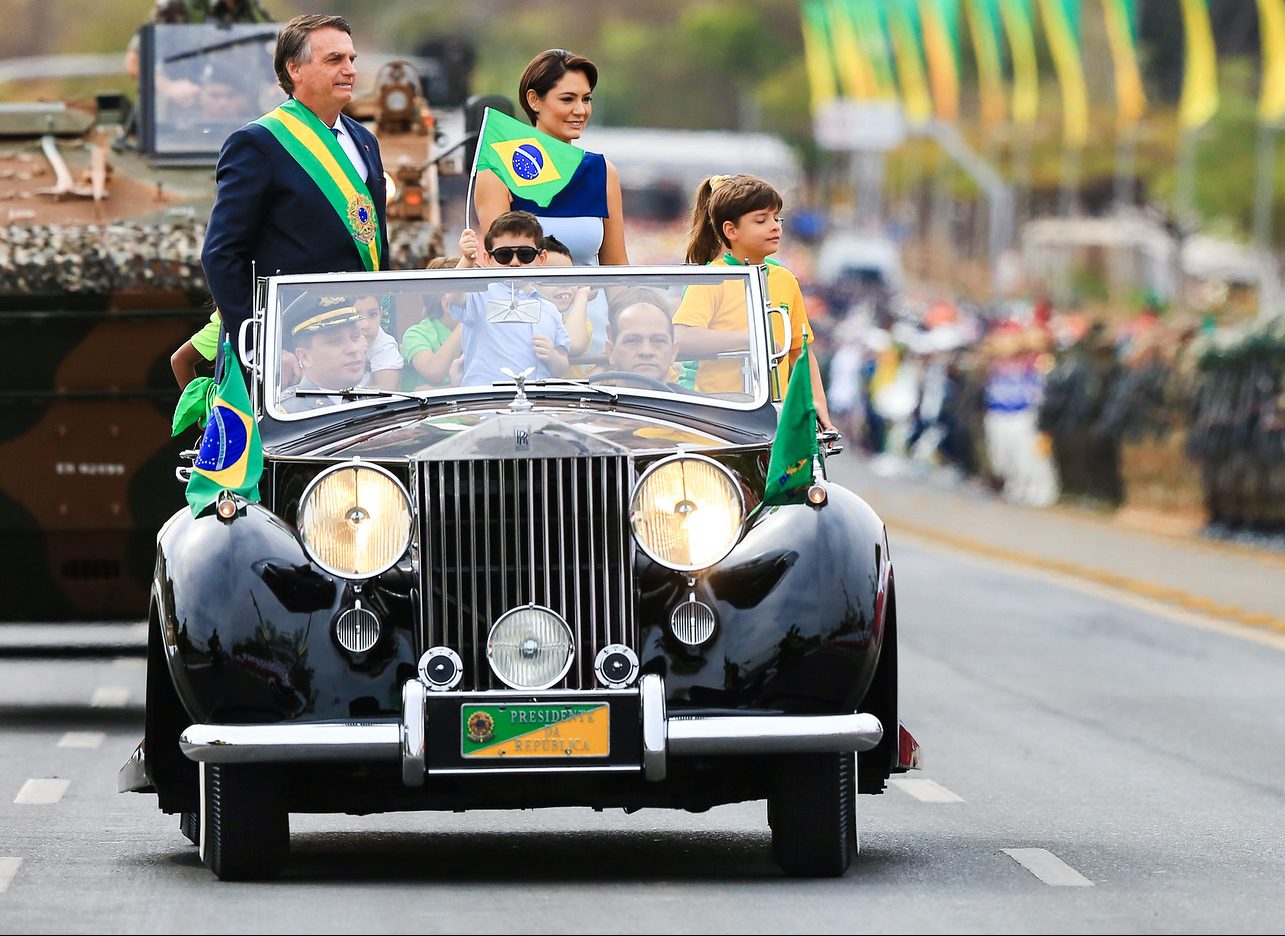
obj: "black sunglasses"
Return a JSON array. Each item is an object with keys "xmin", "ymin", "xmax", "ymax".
[{"xmin": 489, "ymin": 246, "xmax": 541, "ymax": 265}]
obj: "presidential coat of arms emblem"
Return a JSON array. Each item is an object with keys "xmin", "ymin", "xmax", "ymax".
[
  {"xmin": 466, "ymin": 711, "xmax": 495, "ymax": 744},
  {"xmin": 346, "ymin": 193, "xmax": 378, "ymax": 245}
]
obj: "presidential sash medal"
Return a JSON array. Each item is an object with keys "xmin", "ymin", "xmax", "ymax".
[{"xmin": 347, "ymin": 192, "xmax": 377, "ymax": 245}]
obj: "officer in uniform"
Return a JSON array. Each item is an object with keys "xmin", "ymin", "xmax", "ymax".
[{"xmin": 278, "ymin": 297, "xmax": 368, "ymax": 414}]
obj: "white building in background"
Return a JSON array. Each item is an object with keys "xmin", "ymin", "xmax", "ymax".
[{"xmin": 579, "ymin": 128, "xmax": 801, "ymax": 221}]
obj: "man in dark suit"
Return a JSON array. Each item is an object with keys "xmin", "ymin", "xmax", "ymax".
[{"xmin": 201, "ymin": 13, "xmax": 388, "ymax": 357}]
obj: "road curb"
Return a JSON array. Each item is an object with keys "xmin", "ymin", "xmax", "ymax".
[{"xmin": 883, "ymin": 516, "xmax": 1285, "ymax": 637}]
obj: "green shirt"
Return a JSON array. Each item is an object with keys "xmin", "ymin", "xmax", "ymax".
[
  {"xmin": 400, "ymin": 317, "xmax": 454, "ymax": 389},
  {"xmin": 190, "ymin": 310, "xmax": 222, "ymax": 361}
]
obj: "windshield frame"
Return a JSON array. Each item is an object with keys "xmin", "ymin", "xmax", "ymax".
[{"xmin": 258, "ymin": 264, "xmax": 774, "ymax": 424}]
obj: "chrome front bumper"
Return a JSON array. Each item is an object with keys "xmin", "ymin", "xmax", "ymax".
[{"xmin": 178, "ymin": 675, "xmax": 884, "ymax": 785}]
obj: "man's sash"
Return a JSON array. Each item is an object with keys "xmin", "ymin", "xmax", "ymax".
[{"xmin": 254, "ymin": 99, "xmax": 381, "ymax": 272}]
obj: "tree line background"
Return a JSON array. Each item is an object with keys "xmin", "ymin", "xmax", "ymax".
[{"xmin": 3, "ymin": 0, "xmax": 1284, "ymax": 240}]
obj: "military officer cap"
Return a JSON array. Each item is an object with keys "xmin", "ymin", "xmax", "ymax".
[{"xmin": 282, "ymin": 294, "xmax": 364, "ymax": 347}]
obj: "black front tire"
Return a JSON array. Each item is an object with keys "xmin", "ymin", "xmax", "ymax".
[
  {"xmin": 199, "ymin": 763, "xmax": 290, "ymax": 881},
  {"xmin": 768, "ymin": 752, "xmax": 858, "ymax": 877},
  {"xmin": 179, "ymin": 810, "xmax": 199, "ymax": 846}
]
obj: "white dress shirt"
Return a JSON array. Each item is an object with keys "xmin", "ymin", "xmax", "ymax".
[{"xmin": 331, "ymin": 116, "xmax": 369, "ymax": 182}]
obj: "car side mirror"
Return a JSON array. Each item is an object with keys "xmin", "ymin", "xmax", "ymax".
[{"xmin": 767, "ymin": 306, "xmax": 792, "ymax": 365}]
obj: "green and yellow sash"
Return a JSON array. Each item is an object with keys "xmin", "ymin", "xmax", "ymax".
[{"xmin": 254, "ymin": 98, "xmax": 382, "ymax": 271}]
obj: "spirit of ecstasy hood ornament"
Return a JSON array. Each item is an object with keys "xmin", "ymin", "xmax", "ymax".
[{"xmin": 500, "ymin": 366, "xmax": 535, "ymax": 412}]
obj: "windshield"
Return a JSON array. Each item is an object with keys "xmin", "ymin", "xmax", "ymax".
[
  {"xmin": 144, "ymin": 23, "xmax": 284, "ymax": 156},
  {"xmin": 263, "ymin": 266, "xmax": 772, "ymax": 420}
]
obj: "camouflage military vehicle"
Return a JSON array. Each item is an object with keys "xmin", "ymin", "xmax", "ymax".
[{"xmin": 0, "ymin": 22, "xmax": 456, "ymax": 622}]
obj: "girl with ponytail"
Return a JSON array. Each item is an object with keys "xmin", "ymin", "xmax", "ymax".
[{"xmin": 674, "ymin": 175, "xmax": 834, "ymax": 429}]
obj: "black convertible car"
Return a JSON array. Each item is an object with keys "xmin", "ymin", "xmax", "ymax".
[{"xmin": 120, "ymin": 262, "xmax": 920, "ymax": 880}]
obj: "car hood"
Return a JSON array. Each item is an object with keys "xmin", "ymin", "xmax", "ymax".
[{"xmin": 275, "ymin": 407, "xmax": 747, "ymax": 461}]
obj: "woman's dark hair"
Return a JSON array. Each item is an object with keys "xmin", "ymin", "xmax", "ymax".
[
  {"xmin": 518, "ymin": 49, "xmax": 599, "ymax": 125},
  {"xmin": 274, "ymin": 14, "xmax": 352, "ymax": 95},
  {"xmin": 684, "ymin": 175, "xmax": 784, "ymax": 265}
]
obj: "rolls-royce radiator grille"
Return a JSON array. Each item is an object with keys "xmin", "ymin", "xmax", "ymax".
[{"xmin": 417, "ymin": 456, "xmax": 636, "ymax": 690}]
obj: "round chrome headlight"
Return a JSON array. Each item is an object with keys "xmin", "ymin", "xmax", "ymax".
[
  {"xmin": 629, "ymin": 454, "xmax": 745, "ymax": 572},
  {"xmin": 298, "ymin": 463, "xmax": 412, "ymax": 579},
  {"xmin": 486, "ymin": 606, "xmax": 575, "ymax": 690}
]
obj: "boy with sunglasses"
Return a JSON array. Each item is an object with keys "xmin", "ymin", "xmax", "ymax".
[{"xmin": 447, "ymin": 212, "xmax": 571, "ymax": 387}]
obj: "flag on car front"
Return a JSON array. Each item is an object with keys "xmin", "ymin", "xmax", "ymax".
[
  {"xmin": 185, "ymin": 340, "xmax": 263, "ymax": 516},
  {"xmin": 763, "ymin": 340, "xmax": 818, "ymax": 506},
  {"xmin": 472, "ymin": 107, "xmax": 587, "ymax": 208}
]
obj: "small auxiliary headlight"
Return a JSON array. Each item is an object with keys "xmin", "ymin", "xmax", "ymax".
[
  {"xmin": 215, "ymin": 492, "xmax": 238, "ymax": 520},
  {"xmin": 298, "ymin": 463, "xmax": 412, "ymax": 580}
]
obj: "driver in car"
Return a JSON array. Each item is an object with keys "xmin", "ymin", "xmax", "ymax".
[
  {"xmin": 603, "ymin": 298, "xmax": 686, "ymax": 390},
  {"xmin": 278, "ymin": 297, "xmax": 369, "ymax": 412}
]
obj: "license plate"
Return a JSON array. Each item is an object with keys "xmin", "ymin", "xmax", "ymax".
[{"xmin": 461, "ymin": 703, "xmax": 610, "ymax": 758}]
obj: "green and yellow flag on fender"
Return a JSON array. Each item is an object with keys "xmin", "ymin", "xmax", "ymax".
[
  {"xmin": 185, "ymin": 340, "xmax": 262, "ymax": 516},
  {"xmin": 473, "ymin": 107, "xmax": 586, "ymax": 208},
  {"xmin": 764, "ymin": 340, "xmax": 818, "ymax": 506},
  {"xmin": 254, "ymin": 99, "xmax": 381, "ymax": 271}
]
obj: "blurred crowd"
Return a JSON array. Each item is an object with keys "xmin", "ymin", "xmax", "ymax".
[{"xmin": 804, "ymin": 282, "xmax": 1285, "ymax": 535}]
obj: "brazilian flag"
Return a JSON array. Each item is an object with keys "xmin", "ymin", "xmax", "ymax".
[
  {"xmin": 473, "ymin": 107, "xmax": 586, "ymax": 208},
  {"xmin": 764, "ymin": 341, "xmax": 818, "ymax": 506},
  {"xmin": 185, "ymin": 340, "xmax": 262, "ymax": 516}
]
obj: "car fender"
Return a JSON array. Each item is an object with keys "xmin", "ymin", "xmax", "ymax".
[
  {"xmin": 639, "ymin": 481, "xmax": 890, "ymax": 713},
  {"xmin": 154, "ymin": 503, "xmax": 415, "ymax": 724}
]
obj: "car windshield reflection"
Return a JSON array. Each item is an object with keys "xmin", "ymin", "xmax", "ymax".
[
  {"xmin": 146, "ymin": 23, "xmax": 283, "ymax": 156},
  {"xmin": 265, "ymin": 268, "xmax": 771, "ymax": 419}
]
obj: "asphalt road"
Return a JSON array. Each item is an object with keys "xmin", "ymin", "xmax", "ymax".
[{"xmin": 1, "ymin": 502, "xmax": 1283, "ymax": 932}]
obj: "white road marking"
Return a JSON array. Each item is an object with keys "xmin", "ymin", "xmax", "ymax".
[
  {"xmin": 14, "ymin": 779, "xmax": 70, "ymax": 805},
  {"xmin": 0, "ymin": 858, "xmax": 21, "ymax": 893},
  {"xmin": 111, "ymin": 656, "xmax": 144, "ymax": 668},
  {"xmin": 58, "ymin": 732, "xmax": 105, "ymax": 749},
  {"xmin": 91, "ymin": 686, "xmax": 131, "ymax": 707},
  {"xmin": 890, "ymin": 777, "xmax": 964, "ymax": 802},
  {"xmin": 1003, "ymin": 847, "xmax": 1094, "ymax": 886}
]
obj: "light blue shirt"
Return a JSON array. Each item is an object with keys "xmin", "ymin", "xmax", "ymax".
[{"xmin": 451, "ymin": 282, "xmax": 571, "ymax": 387}]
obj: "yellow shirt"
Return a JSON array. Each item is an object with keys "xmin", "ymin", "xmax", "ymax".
[{"xmin": 672, "ymin": 254, "xmax": 813, "ymax": 395}]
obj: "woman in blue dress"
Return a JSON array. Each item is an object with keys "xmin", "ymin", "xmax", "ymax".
[{"xmin": 473, "ymin": 49, "xmax": 629, "ymax": 267}]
